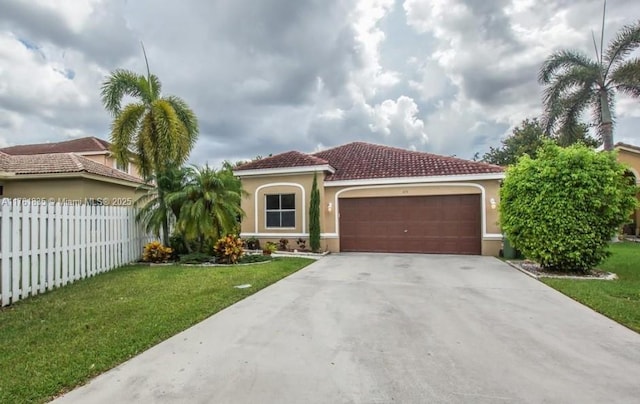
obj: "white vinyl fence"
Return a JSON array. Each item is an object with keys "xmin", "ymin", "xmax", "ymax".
[{"xmin": 0, "ymin": 199, "xmax": 155, "ymax": 307}]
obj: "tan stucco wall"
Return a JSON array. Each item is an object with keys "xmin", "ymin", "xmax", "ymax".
[
  {"xmin": 617, "ymin": 149, "xmax": 640, "ymax": 235},
  {"xmin": 617, "ymin": 149, "xmax": 640, "ymax": 178},
  {"xmin": 239, "ymin": 172, "xmax": 503, "ymax": 256},
  {"xmin": 0, "ymin": 177, "xmax": 146, "ymax": 204},
  {"xmin": 82, "ymin": 154, "xmax": 142, "ymax": 179},
  {"xmin": 239, "ymin": 173, "xmax": 326, "ymax": 235}
]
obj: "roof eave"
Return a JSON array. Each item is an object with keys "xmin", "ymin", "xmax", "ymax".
[
  {"xmin": 324, "ymin": 172, "xmax": 505, "ymax": 187},
  {"xmin": 0, "ymin": 172, "xmax": 151, "ymax": 188},
  {"xmin": 234, "ymin": 164, "xmax": 336, "ymax": 177},
  {"xmin": 615, "ymin": 145, "xmax": 640, "ymax": 155}
]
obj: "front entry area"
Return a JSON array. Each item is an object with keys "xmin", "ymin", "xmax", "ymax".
[{"xmin": 338, "ymin": 194, "xmax": 482, "ymax": 254}]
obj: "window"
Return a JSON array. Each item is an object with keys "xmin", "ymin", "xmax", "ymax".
[
  {"xmin": 116, "ymin": 160, "xmax": 129, "ymax": 173},
  {"xmin": 266, "ymin": 194, "xmax": 295, "ymax": 228}
]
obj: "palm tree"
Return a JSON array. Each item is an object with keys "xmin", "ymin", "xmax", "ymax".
[
  {"xmin": 539, "ymin": 8, "xmax": 640, "ymax": 151},
  {"xmin": 101, "ymin": 46, "xmax": 199, "ymax": 242},
  {"xmin": 166, "ymin": 164, "xmax": 246, "ymax": 252},
  {"xmin": 134, "ymin": 166, "xmax": 188, "ymax": 238}
]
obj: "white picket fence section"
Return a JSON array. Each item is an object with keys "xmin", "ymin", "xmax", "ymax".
[{"xmin": 0, "ymin": 199, "xmax": 156, "ymax": 307}]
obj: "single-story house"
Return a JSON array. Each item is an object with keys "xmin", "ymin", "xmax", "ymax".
[
  {"xmin": 615, "ymin": 142, "xmax": 640, "ymax": 235},
  {"xmin": 234, "ymin": 142, "xmax": 505, "ymax": 256}
]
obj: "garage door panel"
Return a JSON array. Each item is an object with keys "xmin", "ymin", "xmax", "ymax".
[{"xmin": 339, "ymin": 195, "xmax": 481, "ymax": 255}]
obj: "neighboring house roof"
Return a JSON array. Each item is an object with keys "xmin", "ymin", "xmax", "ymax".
[
  {"xmin": 0, "ymin": 151, "xmax": 145, "ymax": 185},
  {"xmin": 235, "ymin": 141, "xmax": 503, "ymax": 181},
  {"xmin": 0, "ymin": 136, "xmax": 111, "ymax": 155},
  {"xmin": 235, "ymin": 151, "xmax": 329, "ymax": 170},
  {"xmin": 615, "ymin": 142, "xmax": 640, "ymax": 154}
]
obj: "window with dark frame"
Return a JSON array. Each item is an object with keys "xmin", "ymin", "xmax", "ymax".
[{"xmin": 266, "ymin": 193, "xmax": 295, "ymax": 228}]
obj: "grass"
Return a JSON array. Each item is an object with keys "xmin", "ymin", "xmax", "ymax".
[
  {"xmin": 542, "ymin": 242, "xmax": 640, "ymax": 333},
  {"xmin": 0, "ymin": 257, "xmax": 313, "ymax": 403}
]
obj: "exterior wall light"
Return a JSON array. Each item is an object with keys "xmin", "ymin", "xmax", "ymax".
[
  {"xmin": 327, "ymin": 202, "xmax": 333, "ymax": 212},
  {"xmin": 490, "ymin": 198, "xmax": 497, "ymax": 210}
]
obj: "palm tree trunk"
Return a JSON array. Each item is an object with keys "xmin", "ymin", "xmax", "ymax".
[
  {"xmin": 600, "ymin": 90, "xmax": 613, "ymax": 151},
  {"xmin": 157, "ymin": 187, "xmax": 170, "ymax": 244}
]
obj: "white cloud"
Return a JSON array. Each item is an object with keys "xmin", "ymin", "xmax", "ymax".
[
  {"xmin": 0, "ymin": 32, "xmax": 87, "ymax": 109},
  {"xmin": 30, "ymin": 0, "xmax": 98, "ymax": 32},
  {"xmin": 348, "ymin": 0, "xmax": 400, "ymax": 99},
  {"xmin": 1, "ymin": 0, "xmax": 640, "ymax": 164},
  {"xmin": 369, "ymin": 96, "xmax": 427, "ymax": 144}
]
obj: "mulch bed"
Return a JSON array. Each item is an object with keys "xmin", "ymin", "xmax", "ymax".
[{"xmin": 508, "ymin": 260, "xmax": 617, "ymax": 280}]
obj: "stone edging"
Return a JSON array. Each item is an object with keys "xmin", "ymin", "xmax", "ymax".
[
  {"xmin": 147, "ymin": 260, "xmax": 273, "ymax": 268},
  {"xmin": 271, "ymin": 251, "xmax": 329, "ymax": 260},
  {"xmin": 505, "ymin": 261, "xmax": 618, "ymax": 281}
]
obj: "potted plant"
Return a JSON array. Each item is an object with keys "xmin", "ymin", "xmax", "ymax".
[
  {"xmin": 245, "ymin": 236, "xmax": 260, "ymax": 251},
  {"xmin": 296, "ymin": 238, "xmax": 307, "ymax": 251},
  {"xmin": 262, "ymin": 241, "xmax": 277, "ymax": 256}
]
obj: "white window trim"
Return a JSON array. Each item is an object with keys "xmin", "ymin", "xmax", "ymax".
[
  {"xmin": 265, "ymin": 193, "xmax": 296, "ymax": 229},
  {"xmin": 235, "ymin": 164, "xmax": 335, "ymax": 177},
  {"xmin": 324, "ymin": 173, "xmax": 505, "ymax": 187},
  {"xmin": 254, "ymin": 183, "xmax": 305, "ymax": 233},
  {"xmin": 113, "ymin": 159, "xmax": 130, "ymax": 174}
]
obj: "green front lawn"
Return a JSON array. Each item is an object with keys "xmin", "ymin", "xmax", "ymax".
[
  {"xmin": 542, "ymin": 242, "xmax": 640, "ymax": 333},
  {"xmin": 0, "ymin": 258, "xmax": 313, "ymax": 404}
]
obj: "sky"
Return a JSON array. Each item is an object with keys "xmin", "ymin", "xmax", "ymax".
[{"xmin": 0, "ymin": 0, "xmax": 639, "ymax": 167}]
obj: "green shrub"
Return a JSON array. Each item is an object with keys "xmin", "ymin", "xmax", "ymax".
[
  {"xmin": 168, "ymin": 232, "xmax": 203, "ymax": 255},
  {"xmin": 245, "ymin": 236, "xmax": 260, "ymax": 250},
  {"xmin": 500, "ymin": 143, "xmax": 637, "ymax": 272},
  {"xmin": 238, "ymin": 254, "xmax": 272, "ymax": 264},
  {"xmin": 309, "ymin": 173, "xmax": 321, "ymax": 252},
  {"xmin": 178, "ymin": 252, "xmax": 215, "ymax": 264},
  {"xmin": 262, "ymin": 241, "xmax": 277, "ymax": 254},
  {"xmin": 214, "ymin": 234, "xmax": 244, "ymax": 264},
  {"xmin": 278, "ymin": 238, "xmax": 289, "ymax": 251},
  {"xmin": 142, "ymin": 241, "xmax": 173, "ymax": 263}
]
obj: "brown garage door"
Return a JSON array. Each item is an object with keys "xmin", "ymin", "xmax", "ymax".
[{"xmin": 339, "ymin": 194, "xmax": 481, "ymax": 255}]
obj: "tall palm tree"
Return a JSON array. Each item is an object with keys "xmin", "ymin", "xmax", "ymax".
[
  {"xmin": 539, "ymin": 10, "xmax": 640, "ymax": 151},
  {"xmin": 166, "ymin": 164, "xmax": 246, "ymax": 252},
  {"xmin": 101, "ymin": 46, "xmax": 198, "ymax": 242}
]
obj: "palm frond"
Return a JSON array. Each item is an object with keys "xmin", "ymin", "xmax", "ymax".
[
  {"xmin": 109, "ymin": 102, "xmax": 145, "ymax": 166},
  {"xmin": 540, "ymin": 66, "xmax": 598, "ymax": 135},
  {"xmin": 100, "ymin": 69, "xmax": 144, "ymax": 115},
  {"xmin": 136, "ymin": 114, "xmax": 155, "ymax": 180},
  {"xmin": 610, "ymin": 58, "xmax": 640, "ymax": 97},
  {"xmin": 556, "ymin": 87, "xmax": 596, "ymax": 145},
  {"xmin": 604, "ymin": 20, "xmax": 640, "ymax": 73},
  {"xmin": 151, "ymin": 99, "xmax": 188, "ymax": 167},
  {"xmin": 164, "ymin": 95, "xmax": 199, "ymax": 159},
  {"xmin": 538, "ymin": 50, "xmax": 599, "ymax": 84}
]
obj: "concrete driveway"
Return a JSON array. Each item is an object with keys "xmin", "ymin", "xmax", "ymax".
[{"xmin": 54, "ymin": 254, "xmax": 640, "ymax": 404}]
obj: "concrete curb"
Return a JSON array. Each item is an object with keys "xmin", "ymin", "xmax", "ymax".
[{"xmin": 505, "ymin": 260, "xmax": 618, "ymax": 281}]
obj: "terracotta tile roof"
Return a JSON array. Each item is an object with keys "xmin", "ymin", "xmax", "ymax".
[
  {"xmin": 0, "ymin": 136, "xmax": 112, "ymax": 155},
  {"xmin": 235, "ymin": 142, "xmax": 503, "ymax": 180},
  {"xmin": 615, "ymin": 142, "xmax": 640, "ymax": 153},
  {"xmin": 0, "ymin": 152, "xmax": 145, "ymax": 184},
  {"xmin": 235, "ymin": 151, "xmax": 329, "ymax": 170},
  {"xmin": 313, "ymin": 142, "xmax": 503, "ymax": 181}
]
